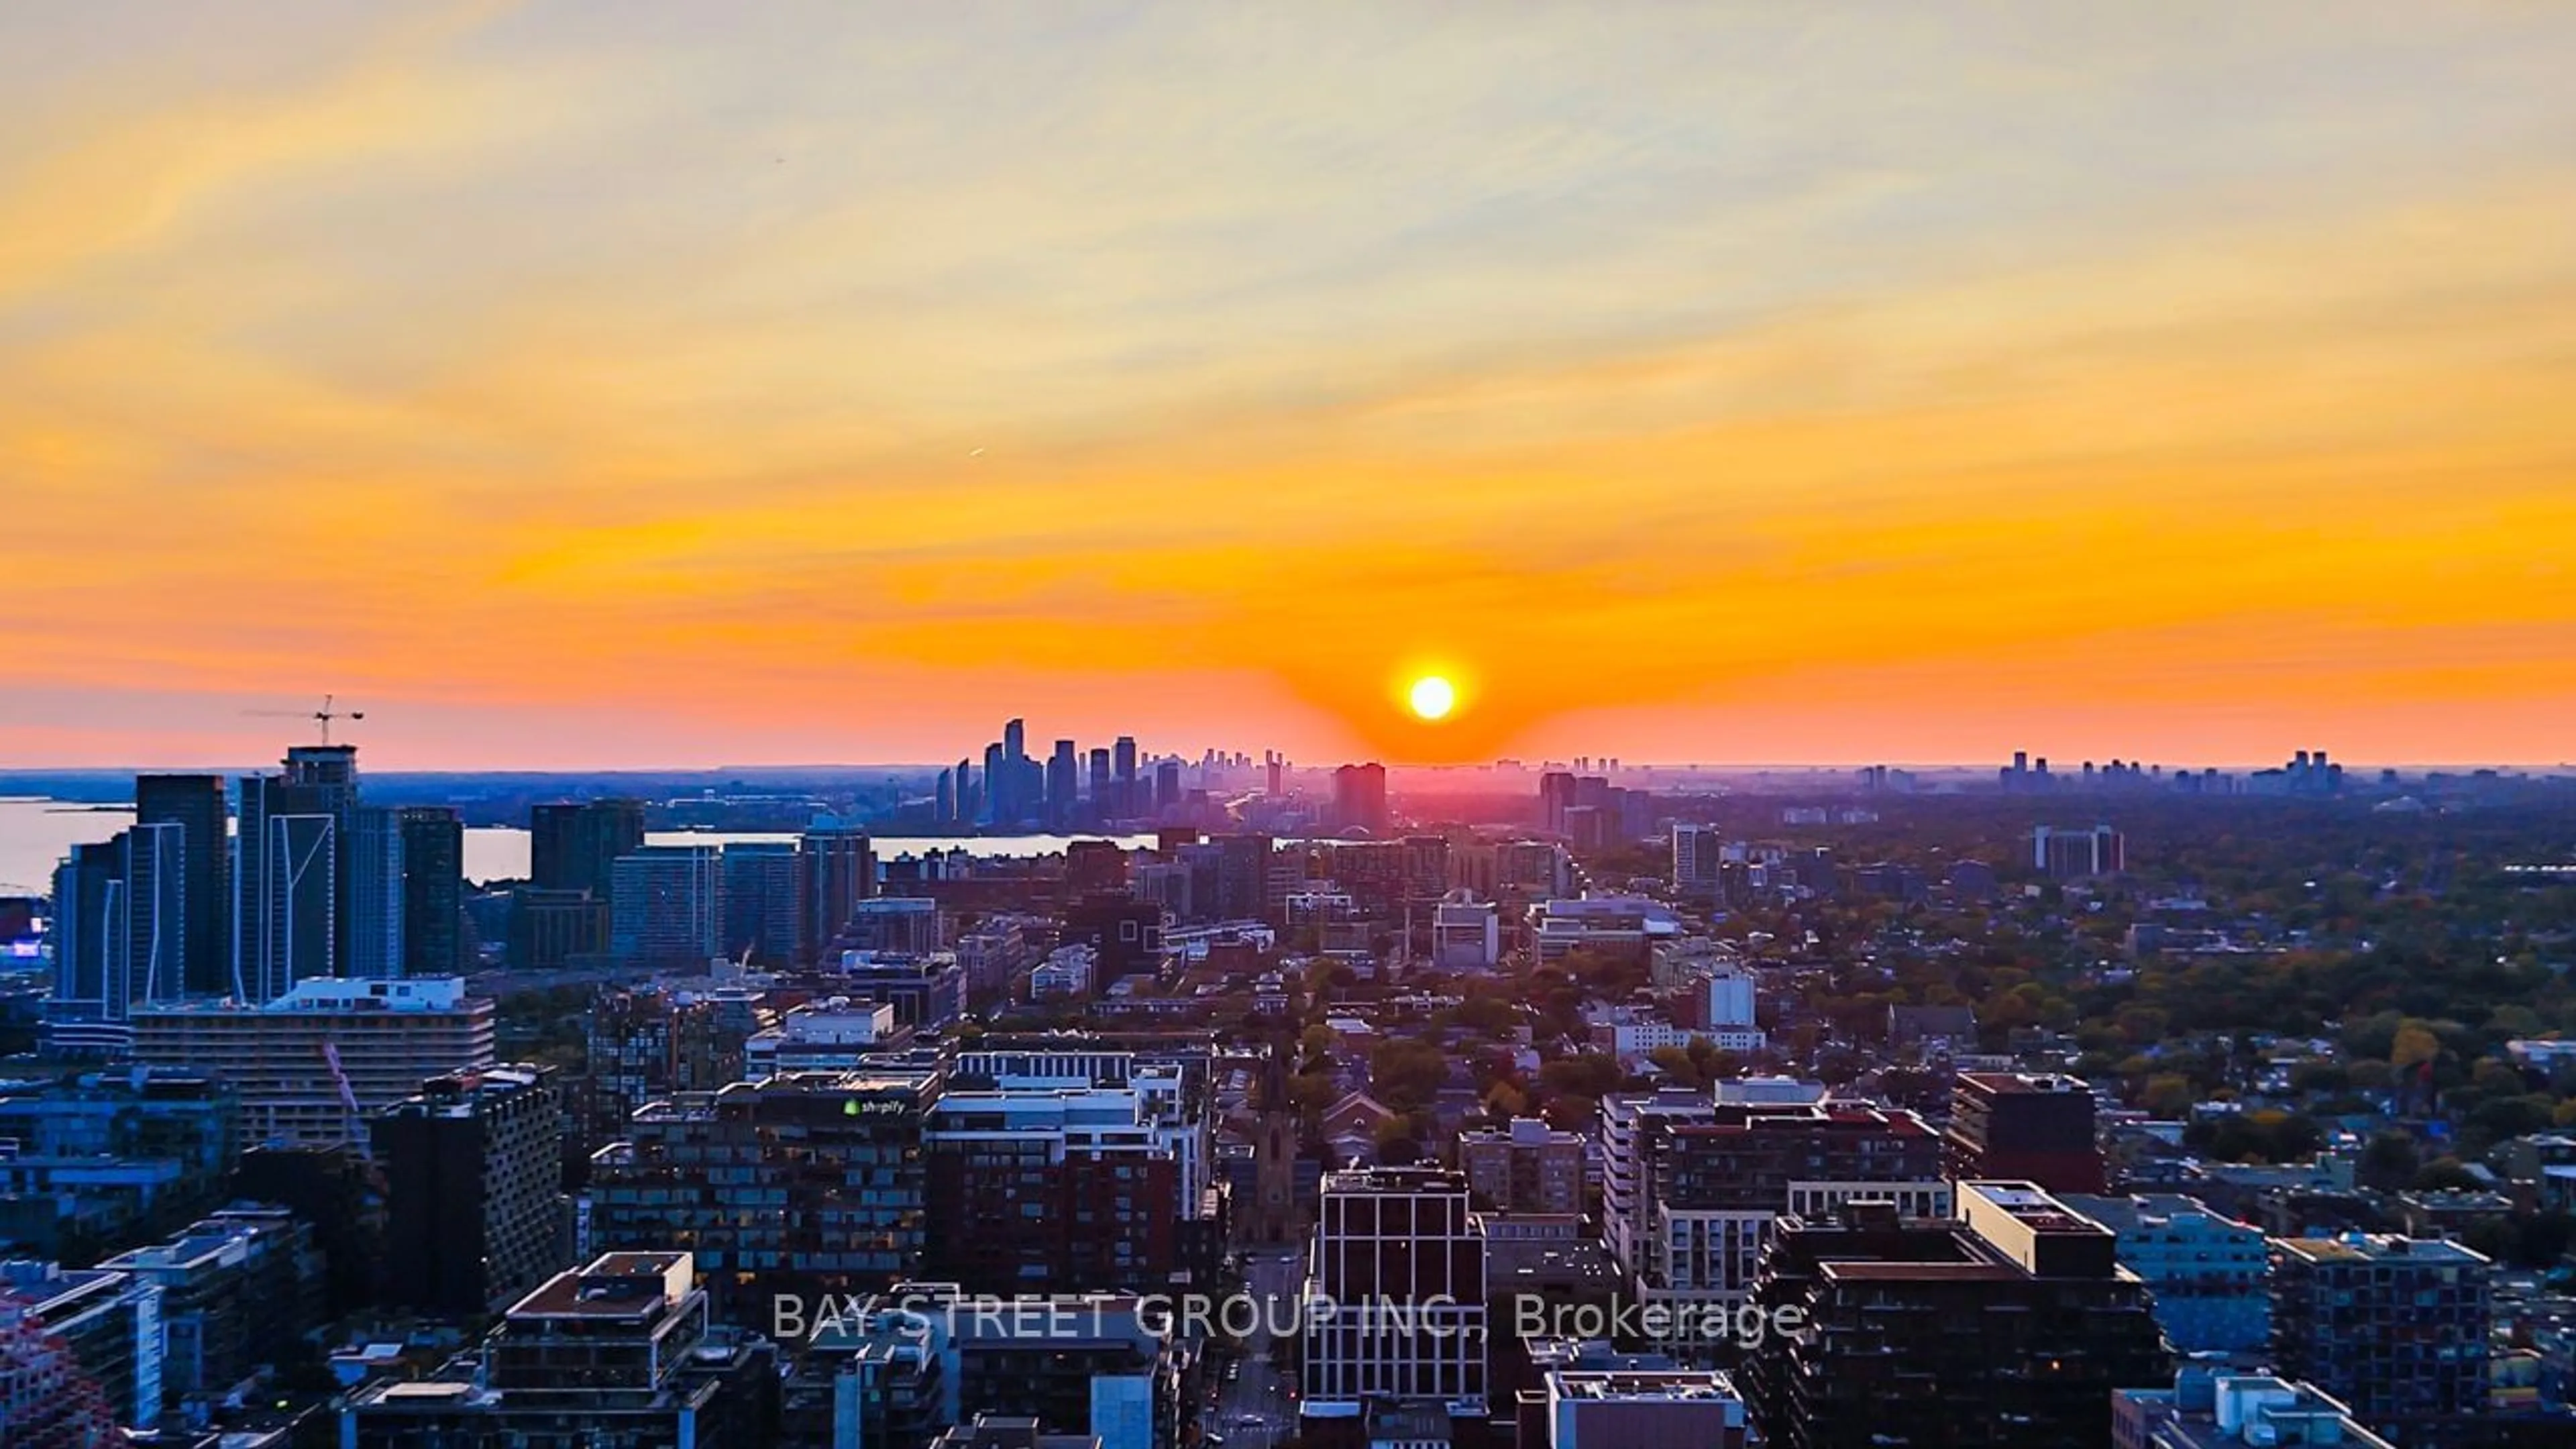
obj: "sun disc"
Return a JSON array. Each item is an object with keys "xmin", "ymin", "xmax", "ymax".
[{"xmin": 1409, "ymin": 675, "xmax": 1456, "ymax": 720}]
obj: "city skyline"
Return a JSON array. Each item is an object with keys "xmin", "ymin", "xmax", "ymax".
[{"xmin": 7, "ymin": 4, "xmax": 2576, "ymax": 769}]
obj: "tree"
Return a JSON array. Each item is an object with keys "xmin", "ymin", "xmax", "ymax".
[
  {"xmin": 1368, "ymin": 1038, "xmax": 1449, "ymax": 1112},
  {"xmin": 2356, "ymin": 1132, "xmax": 2422, "ymax": 1192},
  {"xmin": 2391, "ymin": 1022, "xmax": 2443, "ymax": 1071}
]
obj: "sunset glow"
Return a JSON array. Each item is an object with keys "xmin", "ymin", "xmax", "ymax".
[{"xmin": 4, "ymin": 4, "xmax": 2575, "ymax": 768}]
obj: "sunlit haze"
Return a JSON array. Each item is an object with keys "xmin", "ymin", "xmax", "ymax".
[{"xmin": 6, "ymin": 3, "xmax": 2575, "ymax": 768}]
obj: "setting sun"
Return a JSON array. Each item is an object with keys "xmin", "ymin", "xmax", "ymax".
[{"xmin": 1407, "ymin": 676, "xmax": 1457, "ymax": 721}]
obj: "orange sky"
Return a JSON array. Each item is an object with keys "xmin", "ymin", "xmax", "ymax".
[{"xmin": 3, "ymin": 3, "xmax": 2573, "ymax": 769}]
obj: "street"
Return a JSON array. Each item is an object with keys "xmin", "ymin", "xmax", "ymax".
[{"xmin": 1205, "ymin": 1246, "xmax": 1304, "ymax": 1447}]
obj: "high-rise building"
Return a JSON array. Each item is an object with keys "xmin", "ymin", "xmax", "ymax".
[
  {"xmin": 587, "ymin": 1073, "xmax": 936, "ymax": 1321},
  {"xmin": 133, "ymin": 774, "xmax": 229, "ymax": 998},
  {"xmin": 132, "ymin": 976, "xmax": 497, "ymax": 1148},
  {"xmin": 46, "ymin": 827, "xmax": 189, "ymax": 1050},
  {"xmin": 1332, "ymin": 762, "xmax": 1389, "ymax": 836},
  {"xmin": 1539, "ymin": 771, "xmax": 1578, "ymax": 835},
  {"xmin": 802, "ymin": 820, "xmax": 876, "ymax": 963},
  {"xmin": 1088, "ymin": 747, "xmax": 1112, "ymax": 810},
  {"xmin": 345, "ymin": 804, "xmax": 407, "ymax": 979},
  {"xmin": 1670, "ymin": 822, "xmax": 1724, "ymax": 896},
  {"xmin": 397, "ymin": 806, "xmax": 466, "ymax": 977},
  {"xmin": 1047, "ymin": 739, "xmax": 1079, "ymax": 830},
  {"xmin": 609, "ymin": 845, "xmax": 723, "ymax": 969},
  {"xmin": 720, "ymin": 841, "xmax": 806, "ymax": 966},
  {"xmin": 1946, "ymin": 1071, "xmax": 2106, "ymax": 1193},
  {"xmin": 1152, "ymin": 759, "xmax": 1181, "ymax": 812},
  {"xmin": 981, "ymin": 741, "xmax": 1007, "ymax": 825},
  {"xmin": 1460, "ymin": 1117, "xmax": 1586, "ymax": 1215},
  {"xmin": 954, "ymin": 757, "xmax": 978, "ymax": 823},
  {"xmin": 234, "ymin": 767, "xmax": 340, "ymax": 1003},
  {"xmin": 529, "ymin": 799, "xmax": 647, "ymax": 897},
  {"xmin": 1741, "ymin": 1184, "xmax": 2172, "ymax": 1449},
  {"xmin": 2034, "ymin": 823, "xmax": 2126, "ymax": 879},
  {"xmin": 1300, "ymin": 1167, "xmax": 1487, "ymax": 1447},
  {"xmin": 1212, "ymin": 833, "xmax": 1273, "ymax": 922},
  {"xmin": 2271, "ymin": 1234, "xmax": 2491, "ymax": 1442},
  {"xmin": 372, "ymin": 1065, "xmax": 570, "ymax": 1316},
  {"xmin": 341, "ymin": 1252, "xmax": 777, "ymax": 1448},
  {"xmin": 1113, "ymin": 736, "xmax": 1138, "ymax": 817}
]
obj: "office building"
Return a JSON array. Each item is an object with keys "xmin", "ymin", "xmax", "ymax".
[
  {"xmin": 610, "ymin": 845, "xmax": 724, "ymax": 969},
  {"xmin": 1741, "ymin": 1183, "xmax": 2172, "ymax": 1449},
  {"xmin": 2114, "ymin": 1366, "xmax": 2396, "ymax": 1449},
  {"xmin": 1300, "ymin": 1167, "xmax": 1487, "ymax": 1447},
  {"xmin": 1461, "ymin": 1117, "xmax": 1586, "ymax": 1216},
  {"xmin": 837, "ymin": 950, "xmax": 968, "ymax": 1028},
  {"xmin": 1088, "ymin": 747, "xmax": 1112, "ymax": 812},
  {"xmin": 588, "ymin": 1073, "xmax": 936, "ymax": 1321},
  {"xmin": 2060, "ymin": 1193, "xmax": 2270, "ymax": 1356},
  {"xmin": 1332, "ymin": 762, "xmax": 1389, "ymax": 836},
  {"xmin": 720, "ymin": 841, "xmax": 806, "ymax": 966},
  {"xmin": 0, "ymin": 1258, "xmax": 164, "ymax": 1430},
  {"xmin": 1152, "ymin": 759, "xmax": 1181, "ymax": 811},
  {"xmin": 1947, "ymin": 1071, "xmax": 2106, "ymax": 1193},
  {"xmin": 133, "ymin": 774, "xmax": 229, "ymax": 998},
  {"xmin": 741, "ymin": 999, "xmax": 895, "ymax": 1077},
  {"xmin": 131, "ymin": 977, "xmax": 496, "ymax": 1148},
  {"xmin": 1431, "ymin": 892, "xmax": 1501, "ymax": 969},
  {"xmin": 372, "ymin": 1065, "xmax": 570, "ymax": 1317},
  {"xmin": 801, "ymin": 820, "xmax": 875, "ymax": 964},
  {"xmin": 922, "ymin": 1086, "xmax": 1187, "ymax": 1293},
  {"xmin": 396, "ymin": 806, "xmax": 466, "ymax": 977},
  {"xmin": 341, "ymin": 1252, "xmax": 777, "ymax": 1449},
  {"xmin": 2270, "ymin": 1234, "xmax": 2490, "ymax": 1441}
]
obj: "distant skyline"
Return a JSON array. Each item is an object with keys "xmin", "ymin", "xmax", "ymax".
[{"xmin": 5, "ymin": 3, "xmax": 2574, "ymax": 770}]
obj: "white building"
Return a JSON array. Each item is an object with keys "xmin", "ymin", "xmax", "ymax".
[
  {"xmin": 1029, "ymin": 943, "xmax": 1095, "ymax": 1000},
  {"xmin": 741, "ymin": 998, "xmax": 897, "ymax": 1079},
  {"xmin": 1432, "ymin": 894, "xmax": 1501, "ymax": 970}
]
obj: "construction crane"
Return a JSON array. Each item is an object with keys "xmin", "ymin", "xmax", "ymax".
[
  {"xmin": 244, "ymin": 694, "xmax": 366, "ymax": 745},
  {"xmin": 319, "ymin": 1039, "xmax": 372, "ymax": 1163}
]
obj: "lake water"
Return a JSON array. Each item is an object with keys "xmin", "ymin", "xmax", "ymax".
[{"xmin": 0, "ymin": 796, "xmax": 1148, "ymax": 896}]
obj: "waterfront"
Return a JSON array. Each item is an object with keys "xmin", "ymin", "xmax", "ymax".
[{"xmin": 0, "ymin": 796, "xmax": 1150, "ymax": 896}]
